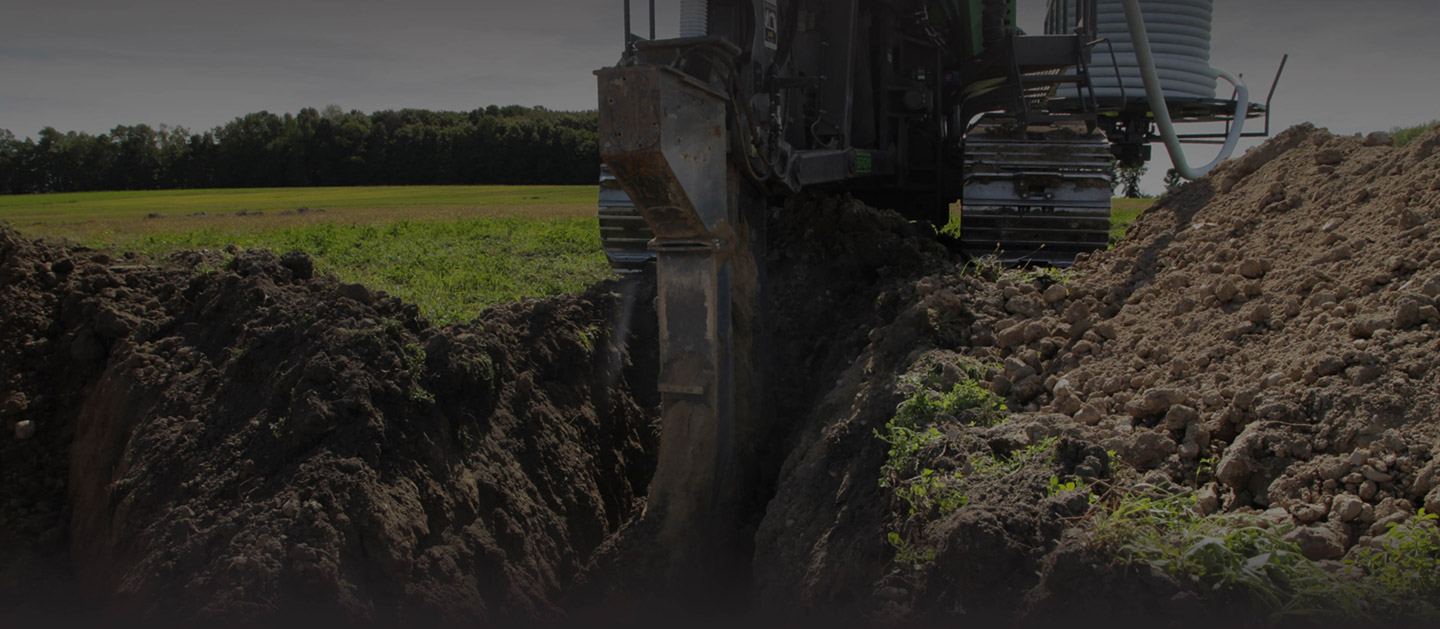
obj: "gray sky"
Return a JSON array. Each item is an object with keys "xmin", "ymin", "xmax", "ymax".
[{"xmin": 3, "ymin": 1, "xmax": 1437, "ymax": 192}]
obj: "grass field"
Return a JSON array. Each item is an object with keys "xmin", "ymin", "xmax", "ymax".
[
  {"xmin": 1, "ymin": 186, "xmax": 605, "ymax": 324},
  {"xmin": 1, "ymin": 187, "xmax": 1157, "ymax": 323},
  {"xmin": 945, "ymin": 198, "xmax": 1156, "ymax": 244},
  {"xmin": 1110, "ymin": 197, "xmax": 1154, "ymax": 242}
]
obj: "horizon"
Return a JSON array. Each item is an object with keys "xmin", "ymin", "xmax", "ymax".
[{"xmin": 4, "ymin": 1, "xmax": 1438, "ymax": 192}]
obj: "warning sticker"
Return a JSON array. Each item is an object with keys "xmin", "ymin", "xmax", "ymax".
[{"xmin": 764, "ymin": 2, "xmax": 779, "ymax": 50}]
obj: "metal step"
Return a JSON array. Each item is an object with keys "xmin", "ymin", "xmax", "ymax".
[
  {"xmin": 598, "ymin": 164, "xmax": 656, "ymax": 273},
  {"xmin": 961, "ymin": 123, "xmax": 1113, "ymax": 267}
]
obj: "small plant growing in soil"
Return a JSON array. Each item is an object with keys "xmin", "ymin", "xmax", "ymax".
[
  {"xmin": 970, "ymin": 437, "xmax": 1057, "ymax": 479},
  {"xmin": 1348, "ymin": 509, "xmax": 1440, "ymax": 619},
  {"xmin": 1047, "ymin": 475, "xmax": 1092, "ymax": 502},
  {"xmin": 576, "ymin": 325, "xmax": 602, "ymax": 355},
  {"xmin": 876, "ymin": 419, "xmax": 942, "ymax": 488},
  {"xmin": 462, "ymin": 353, "xmax": 495, "ymax": 383},
  {"xmin": 1017, "ymin": 266, "xmax": 1079, "ymax": 286},
  {"xmin": 893, "ymin": 468, "xmax": 968, "ymax": 517},
  {"xmin": 1091, "ymin": 487, "xmax": 1440, "ymax": 623},
  {"xmin": 892, "ymin": 377, "xmax": 1009, "ymax": 431},
  {"xmin": 959, "ymin": 254, "xmax": 1005, "ymax": 280},
  {"xmin": 887, "ymin": 532, "xmax": 936, "ymax": 572}
]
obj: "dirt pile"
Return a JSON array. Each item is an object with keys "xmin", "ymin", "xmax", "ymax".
[
  {"xmin": 0, "ymin": 229, "xmax": 658, "ymax": 624},
  {"xmin": 751, "ymin": 124, "xmax": 1440, "ymax": 623}
]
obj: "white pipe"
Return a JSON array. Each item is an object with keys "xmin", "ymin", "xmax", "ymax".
[
  {"xmin": 1119, "ymin": 0, "xmax": 1248, "ymax": 179},
  {"xmin": 680, "ymin": 0, "xmax": 709, "ymax": 37}
]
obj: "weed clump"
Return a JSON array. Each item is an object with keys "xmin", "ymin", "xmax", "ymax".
[{"xmin": 1091, "ymin": 486, "xmax": 1440, "ymax": 624}]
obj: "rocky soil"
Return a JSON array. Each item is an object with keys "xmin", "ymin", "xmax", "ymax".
[
  {"xmin": 3, "ymin": 123, "xmax": 1439, "ymax": 625},
  {"xmin": 755, "ymin": 124, "xmax": 1440, "ymax": 623}
]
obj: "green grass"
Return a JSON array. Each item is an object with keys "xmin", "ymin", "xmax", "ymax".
[
  {"xmin": 123, "ymin": 218, "xmax": 610, "ymax": 325},
  {"xmin": 0, "ymin": 186, "xmax": 608, "ymax": 324},
  {"xmin": 945, "ymin": 198, "xmax": 1156, "ymax": 245},
  {"xmin": 0, "ymin": 185, "xmax": 595, "ymax": 223},
  {"xmin": 1109, "ymin": 197, "xmax": 1153, "ymax": 244}
]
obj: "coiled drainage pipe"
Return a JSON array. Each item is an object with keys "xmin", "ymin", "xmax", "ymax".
[
  {"xmin": 680, "ymin": 0, "xmax": 709, "ymax": 37},
  {"xmin": 1119, "ymin": 0, "xmax": 1248, "ymax": 179},
  {"xmin": 1091, "ymin": 0, "xmax": 1218, "ymax": 100}
]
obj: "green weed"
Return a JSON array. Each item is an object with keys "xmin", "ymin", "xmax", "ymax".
[
  {"xmin": 577, "ymin": 325, "xmax": 602, "ymax": 354},
  {"xmin": 959, "ymin": 255, "xmax": 1005, "ymax": 279},
  {"xmin": 1048, "ymin": 475, "xmax": 1095, "ymax": 501},
  {"xmin": 893, "ymin": 378, "xmax": 1008, "ymax": 430},
  {"xmin": 876, "ymin": 421, "xmax": 944, "ymax": 487},
  {"xmin": 403, "ymin": 342, "xmax": 427, "ymax": 376},
  {"xmin": 894, "ymin": 468, "xmax": 969, "ymax": 517},
  {"xmin": 1018, "ymin": 266, "xmax": 1080, "ymax": 286},
  {"xmin": 1349, "ymin": 509, "xmax": 1440, "ymax": 619},
  {"xmin": 971, "ymin": 437, "xmax": 1057, "ymax": 479},
  {"xmin": 463, "ymin": 353, "xmax": 496, "ymax": 383},
  {"xmin": 403, "ymin": 342, "xmax": 434, "ymax": 403},
  {"xmin": 887, "ymin": 531, "xmax": 937, "ymax": 572},
  {"xmin": 1092, "ymin": 487, "xmax": 1440, "ymax": 623}
]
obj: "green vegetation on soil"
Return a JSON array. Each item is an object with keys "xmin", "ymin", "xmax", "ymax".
[
  {"xmin": 1094, "ymin": 487, "xmax": 1440, "ymax": 623},
  {"xmin": 878, "ymin": 359, "xmax": 1014, "ymax": 562},
  {"xmin": 127, "ymin": 218, "xmax": 609, "ymax": 325}
]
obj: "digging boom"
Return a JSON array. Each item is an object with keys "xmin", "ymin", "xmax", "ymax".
[{"xmin": 596, "ymin": 0, "xmax": 1278, "ymax": 584}]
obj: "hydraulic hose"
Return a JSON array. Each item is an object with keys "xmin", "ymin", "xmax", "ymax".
[{"xmin": 1119, "ymin": 0, "xmax": 1247, "ymax": 179}]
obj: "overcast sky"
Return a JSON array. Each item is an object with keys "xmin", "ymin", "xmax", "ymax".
[{"xmin": 3, "ymin": 1, "xmax": 1437, "ymax": 192}]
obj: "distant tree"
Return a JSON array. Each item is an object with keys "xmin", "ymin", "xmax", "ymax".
[
  {"xmin": 1390, "ymin": 120, "xmax": 1440, "ymax": 147},
  {"xmin": 0, "ymin": 129, "xmax": 21, "ymax": 193},
  {"xmin": 214, "ymin": 112, "xmax": 284, "ymax": 187},
  {"xmin": 6, "ymin": 104, "xmax": 602, "ymax": 192},
  {"xmin": 106, "ymin": 124, "xmax": 162, "ymax": 190},
  {"xmin": 1117, "ymin": 163, "xmax": 1148, "ymax": 198},
  {"xmin": 1163, "ymin": 168, "xmax": 1184, "ymax": 194}
]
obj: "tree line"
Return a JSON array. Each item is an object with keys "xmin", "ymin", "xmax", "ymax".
[{"xmin": 0, "ymin": 105, "xmax": 599, "ymax": 195}]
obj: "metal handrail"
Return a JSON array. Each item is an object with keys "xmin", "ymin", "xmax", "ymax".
[
  {"xmin": 1047, "ymin": 0, "xmax": 1098, "ymax": 40},
  {"xmin": 622, "ymin": 0, "xmax": 658, "ymax": 52}
]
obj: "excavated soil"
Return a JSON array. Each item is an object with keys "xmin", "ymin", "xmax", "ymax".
[
  {"xmin": 0, "ymin": 234, "xmax": 659, "ymax": 624},
  {"xmin": 3, "ymin": 124, "xmax": 1440, "ymax": 625},
  {"xmin": 754, "ymin": 124, "xmax": 1440, "ymax": 624}
]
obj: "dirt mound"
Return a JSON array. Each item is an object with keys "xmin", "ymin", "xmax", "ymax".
[
  {"xmin": 751, "ymin": 124, "xmax": 1440, "ymax": 623},
  {"xmin": 0, "ymin": 228, "xmax": 658, "ymax": 624}
]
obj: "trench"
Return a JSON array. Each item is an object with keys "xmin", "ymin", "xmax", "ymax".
[
  {"xmin": 2, "ymin": 191, "xmax": 1019, "ymax": 624},
  {"xmin": 562, "ymin": 192, "xmax": 961, "ymax": 623}
]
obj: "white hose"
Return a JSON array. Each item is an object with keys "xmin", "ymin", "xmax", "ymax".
[
  {"xmin": 1119, "ymin": 0, "xmax": 1248, "ymax": 179},
  {"xmin": 680, "ymin": 0, "xmax": 709, "ymax": 37}
]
